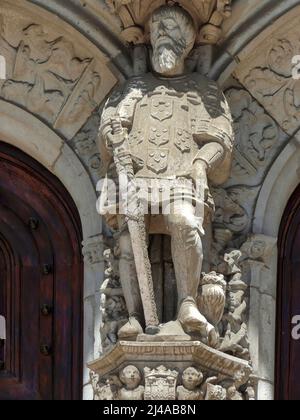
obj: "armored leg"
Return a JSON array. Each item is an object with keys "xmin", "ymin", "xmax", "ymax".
[
  {"xmin": 165, "ymin": 202, "xmax": 218, "ymax": 347},
  {"xmin": 165, "ymin": 201, "xmax": 203, "ymax": 302}
]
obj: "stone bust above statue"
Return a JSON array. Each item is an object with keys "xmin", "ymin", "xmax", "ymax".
[{"xmin": 98, "ymin": 3, "xmax": 234, "ymax": 347}]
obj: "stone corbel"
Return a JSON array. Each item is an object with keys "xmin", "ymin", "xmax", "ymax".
[{"xmin": 88, "ymin": 341, "xmax": 252, "ymax": 400}]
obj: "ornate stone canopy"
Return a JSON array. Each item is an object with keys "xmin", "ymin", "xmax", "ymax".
[{"xmin": 105, "ymin": 0, "xmax": 232, "ymax": 44}]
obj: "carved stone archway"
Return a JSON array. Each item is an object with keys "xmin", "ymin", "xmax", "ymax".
[{"xmin": 0, "ymin": 100, "xmax": 104, "ymax": 399}]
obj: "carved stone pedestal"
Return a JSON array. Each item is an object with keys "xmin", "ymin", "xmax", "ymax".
[{"xmin": 88, "ymin": 340, "xmax": 253, "ymax": 400}]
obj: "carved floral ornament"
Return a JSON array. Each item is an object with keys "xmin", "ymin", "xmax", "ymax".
[
  {"xmin": 0, "ymin": 2, "xmax": 117, "ymax": 140},
  {"xmin": 233, "ymin": 7, "xmax": 300, "ymax": 136},
  {"xmin": 106, "ymin": 0, "xmax": 232, "ymax": 45}
]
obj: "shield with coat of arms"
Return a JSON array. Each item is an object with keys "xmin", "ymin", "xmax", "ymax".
[
  {"xmin": 151, "ymin": 97, "xmax": 173, "ymax": 122},
  {"xmin": 147, "ymin": 149, "xmax": 169, "ymax": 174},
  {"xmin": 175, "ymin": 128, "xmax": 192, "ymax": 153}
]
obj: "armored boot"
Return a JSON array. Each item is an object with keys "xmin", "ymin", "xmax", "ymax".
[{"xmin": 178, "ymin": 297, "xmax": 219, "ymax": 348}]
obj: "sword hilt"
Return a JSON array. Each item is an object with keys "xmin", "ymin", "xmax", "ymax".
[{"xmin": 111, "ymin": 117, "xmax": 123, "ymax": 135}]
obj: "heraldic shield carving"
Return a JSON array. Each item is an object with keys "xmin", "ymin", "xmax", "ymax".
[
  {"xmin": 147, "ymin": 149, "xmax": 169, "ymax": 174},
  {"xmin": 151, "ymin": 96, "xmax": 174, "ymax": 122},
  {"xmin": 144, "ymin": 366, "xmax": 179, "ymax": 401}
]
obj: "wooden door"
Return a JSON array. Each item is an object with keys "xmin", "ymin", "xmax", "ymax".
[
  {"xmin": 276, "ymin": 183, "xmax": 300, "ymax": 400},
  {"xmin": 0, "ymin": 142, "xmax": 83, "ymax": 400}
]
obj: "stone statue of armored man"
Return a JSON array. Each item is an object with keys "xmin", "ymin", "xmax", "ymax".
[{"xmin": 98, "ymin": 4, "xmax": 234, "ymax": 347}]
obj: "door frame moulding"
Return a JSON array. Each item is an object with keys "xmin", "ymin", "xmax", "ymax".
[
  {"xmin": 276, "ymin": 182, "xmax": 300, "ymax": 400},
  {"xmin": 0, "ymin": 99, "xmax": 104, "ymax": 399},
  {"xmin": 248, "ymin": 133, "xmax": 300, "ymax": 400}
]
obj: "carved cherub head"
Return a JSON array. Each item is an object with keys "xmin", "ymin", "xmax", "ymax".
[
  {"xmin": 120, "ymin": 365, "xmax": 142, "ymax": 390},
  {"xmin": 227, "ymin": 385, "xmax": 243, "ymax": 400},
  {"xmin": 241, "ymin": 236, "xmax": 267, "ymax": 261},
  {"xmin": 182, "ymin": 367, "xmax": 203, "ymax": 391},
  {"xmin": 150, "ymin": 5, "xmax": 196, "ymax": 75}
]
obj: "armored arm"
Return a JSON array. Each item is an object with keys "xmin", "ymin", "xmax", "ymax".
[
  {"xmin": 192, "ymin": 81, "xmax": 234, "ymax": 185},
  {"xmin": 98, "ymin": 80, "xmax": 143, "ymax": 174}
]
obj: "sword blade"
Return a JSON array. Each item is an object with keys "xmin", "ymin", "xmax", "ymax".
[{"xmin": 127, "ymin": 217, "xmax": 159, "ymax": 328}]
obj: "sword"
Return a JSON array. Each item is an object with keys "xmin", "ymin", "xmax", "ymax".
[{"xmin": 108, "ymin": 117, "xmax": 160, "ymax": 334}]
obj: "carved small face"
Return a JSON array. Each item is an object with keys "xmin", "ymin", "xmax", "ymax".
[
  {"xmin": 250, "ymin": 240, "xmax": 265, "ymax": 259},
  {"xmin": 182, "ymin": 368, "xmax": 203, "ymax": 390},
  {"xmin": 120, "ymin": 366, "xmax": 142, "ymax": 390},
  {"xmin": 268, "ymin": 40, "xmax": 294, "ymax": 77},
  {"xmin": 150, "ymin": 6, "xmax": 196, "ymax": 75},
  {"xmin": 229, "ymin": 290, "xmax": 244, "ymax": 311},
  {"xmin": 217, "ymin": 0, "xmax": 232, "ymax": 18}
]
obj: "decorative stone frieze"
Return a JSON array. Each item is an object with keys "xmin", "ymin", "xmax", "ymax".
[
  {"xmin": 88, "ymin": 340, "xmax": 252, "ymax": 400},
  {"xmin": 0, "ymin": 1, "xmax": 117, "ymax": 139},
  {"xmin": 234, "ymin": 9, "xmax": 300, "ymax": 136},
  {"xmin": 225, "ymin": 88, "xmax": 280, "ymax": 184},
  {"xmin": 100, "ymin": 247, "xmax": 128, "ymax": 352}
]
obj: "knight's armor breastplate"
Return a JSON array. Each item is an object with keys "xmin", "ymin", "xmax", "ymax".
[{"xmin": 128, "ymin": 84, "xmax": 200, "ymax": 179}]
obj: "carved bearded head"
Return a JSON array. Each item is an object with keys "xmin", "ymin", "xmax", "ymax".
[{"xmin": 150, "ymin": 5, "xmax": 196, "ymax": 75}]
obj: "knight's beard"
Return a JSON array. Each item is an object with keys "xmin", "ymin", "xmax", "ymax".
[{"xmin": 152, "ymin": 45, "xmax": 183, "ymax": 74}]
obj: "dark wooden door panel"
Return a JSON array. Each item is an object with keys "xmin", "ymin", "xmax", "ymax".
[
  {"xmin": 277, "ymin": 184, "xmax": 300, "ymax": 400},
  {"xmin": 0, "ymin": 142, "xmax": 83, "ymax": 400}
]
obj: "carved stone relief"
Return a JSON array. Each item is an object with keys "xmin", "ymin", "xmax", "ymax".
[
  {"xmin": 100, "ymin": 247, "xmax": 128, "ymax": 352},
  {"xmin": 225, "ymin": 88, "xmax": 283, "ymax": 185},
  {"xmin": 212, "ymin": 185, "xmax": 260, "ymax": 237},
  {"xmin": 0, "ymin": 1, "xmax": 117, "ymax": 139},
  {"xmin": 234, "ymin": 13, "xmax": 300, "ymax": 136},
  {"xmin": 71, "ymin": 112, "xmax": 102, "ymax": 186},
  {"xmin": 82, "ymin": 234, "xmax": 105, "ymax": 266}
]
